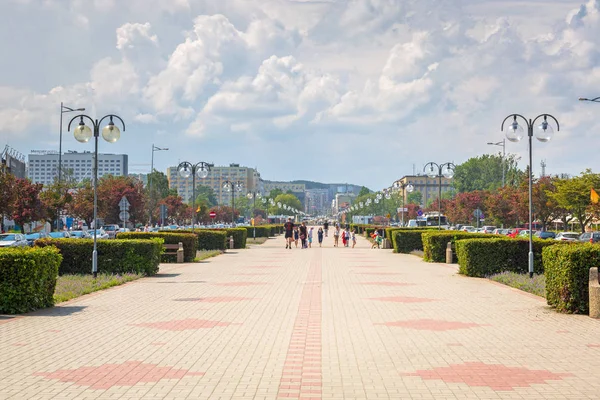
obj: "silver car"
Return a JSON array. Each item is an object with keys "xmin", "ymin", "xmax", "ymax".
[{"xmin": 0, "ymin": 233, "xmax": 28, "ymax": 247}]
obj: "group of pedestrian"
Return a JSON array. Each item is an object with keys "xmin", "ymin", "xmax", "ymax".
[{"xmin": 284, "ymin": 218, "xmax": 356, "ymax": 249}]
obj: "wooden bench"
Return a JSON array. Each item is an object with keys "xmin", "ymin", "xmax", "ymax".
[{"xmin": 164, "ymin": 242, "xmax": 184, "ymax": 263}]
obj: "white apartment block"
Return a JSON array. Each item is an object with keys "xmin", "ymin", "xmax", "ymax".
[
  {"xmin": 167, "ymin": 163, "xmax": 260, "ymax": 205},
  {"xmin": 263, "ymin": 181, "xmax": 306, "ymax": 193},
  {"xmin": 28, "ymin": 151, "xmax": 128, "ymax": 185},
  {"xmin": 305, "ymin": 189, "xmax": 329, "ymax": 215}
]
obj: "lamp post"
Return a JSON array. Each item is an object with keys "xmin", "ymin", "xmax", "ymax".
[
  {"xmin": 178, "ymin": 161, "xmax": 211, "ymax": 231},
  {"xmin": 579, "ymin": 97, "xmax": 600, "ymax": 103},
  {"xmin": 393, "ymin": 181, "xmax": 414, "ymax": 227},
  {"xmin": 424, "ymin": 162, "xmax": 455, "ymax": 230},
  {"xmin": 149, "ymin": 144, "xmax": 168, "ymax": 225},
  {"xmin": 57, "ymin": 103, "xmax": 85, "ymax": 231},
  {"xmin": 68, "ymin": 113, "xmax": 125, "ymax": 278},
  {"xmin": 261, "ymin": 196, "xmax": 275, "ymax": 224},
  {"xmin": 501, "ymin": 113, "xmax": 559, "ymax": 278},
  {"xmin": 247, "ymin": 191, "xmax": 261, "ymax": 239},
  {"xmin": 223, "ymin": 180, "xmax": 244, "ymax": 225},
  {"xmin": 487, "ymin": 139, "xmax": 506, "ymax": 187}
]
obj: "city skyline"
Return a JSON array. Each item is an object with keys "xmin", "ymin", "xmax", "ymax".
[{"xmin": 1, "ymin": 0, "xmax": 597, "ymax": 190}]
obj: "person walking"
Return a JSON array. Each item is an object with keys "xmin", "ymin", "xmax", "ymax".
[
  {"xmin": 351, "ymin": 229, "xmax": 357, "ymax": 248},
  {"xmin": 323, "ymin": 220, "xmax": 329, "ymax": 237},
  {"xmin": 344, "ymin": 228, "xmax": 350, "ymax": 247},
  {"xmin": 284, "ymin": 217, "xmax": 294, "ymax": 249},
  {"xmin": 317, "ymin": 227, "xmax": 324, "ymax": 247},
  {"xmin": 299, "ymin": 222, "xmax": 308, "ymax": 249},
  {"xmin": 333, "ymin": 226, "xmax": 340, "ymax": 247},
  {"xmin": 308, "ymin": 227, "xmax": 314, "ymax": 248},
  {"xmin": 294, "ymin": 226, "xmax": 300, "ymax": 248}
]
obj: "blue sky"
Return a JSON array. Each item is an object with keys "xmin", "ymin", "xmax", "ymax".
[{"xmin": 0, "ymin": 0, "xmax": 598, "ymax": 190}]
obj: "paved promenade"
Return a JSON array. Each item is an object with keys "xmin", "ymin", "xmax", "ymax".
[{"xmin": 2, "ymin": 233, "xmax": 600, "ymax": 399}]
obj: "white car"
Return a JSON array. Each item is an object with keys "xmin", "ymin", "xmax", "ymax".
[
  {"xmin": 89, "ymin": 229, "xmax": 109, "ymax": 239},
  {"xmin": 554, "ymin": 232, "xmax": 580, "ymax": 242},
  {"xmin": 0, "ymin": 233, "xmax": 28, "ymax": 247},
  {"xmin": 461, "ymin": 226, "xmax": 476, "ymax": 232}
]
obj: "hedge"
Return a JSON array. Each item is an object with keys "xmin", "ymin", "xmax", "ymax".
[
  {"xmin": 393, "ymin": 229, "xmax": 433, "ymax": 253},
  {"xmin": 171, "ymin": 230, "xmax": 227, "ymax": 251},
  {"xmin": 455, "ymin": 238, "xmax": 567, "ymax": 277},
  {"xmin": 36, "ymin": 238, "xmax": 162, "ymax": 276},
  {"xmin": 422, "ymin": 231, "xmax": 492, "ymax": 262},
  {"xmin": 0, "ymin": 247, "xmax": 62, "ymax": 314},
  {"xmin": 243, "ymin": 226, "xmax": 272, "ymax": 238},
  {"xmin": 117, "ymin": 232, "xmax": 198, "ymax": 262},
  {"xmin": 543, "ymin": 243, "xmax": 599, "ymax": 314},
  {"xmin": 211, "ymin": 228, "xmax": 248, "ymax": 249}
]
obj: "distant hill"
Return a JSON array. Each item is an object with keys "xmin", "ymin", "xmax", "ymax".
[{"xmin": 289, "ymin": 180, "xmax": 329, "ymax": 190}]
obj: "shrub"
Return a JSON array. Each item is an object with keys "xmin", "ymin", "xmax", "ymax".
[
  {"xmin": 36, "ymin": 238, "xmax": 162, "ymax": 276},
  {"xmin": 243, "ymin": 226, "xmax": 271, "ymax": 238},
  {"xmin": 0, "ymin": 246, "xmax": 62, "ymax": 314},
  {"xmin": 455, "ymin": 238, "xmax": 566, "ymax": 278},
  {"xmin": 212, "ymin": 228, "xmax": 247, "ymax": 249},
  {"xmin": 393, "ymin": 229, "xmax": 433, "ymax": 253},
  {"xmin": 117, "ymin": 232, "xmax": 198, "ymax": 262},
  {"xmin": 543, "ymin": 243, "xmax": 600, "ymax": 314},
  {"xmin": 422, "ymin": 231, "xmax": 492, "ymax": 262},
  {"xmin": 175, "ymin": 230, "xmax": 227, "ymax": 251}
]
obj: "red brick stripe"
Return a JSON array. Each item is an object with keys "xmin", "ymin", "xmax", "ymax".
[{"xmin": 278, "ymin": 257, "xmax": 322, "ymax": 399}]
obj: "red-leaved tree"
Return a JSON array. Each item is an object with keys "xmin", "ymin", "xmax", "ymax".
[
  {"xmin": 12, "ymin": 179, "xmax": 45, "ymax": 233},
  {"xmin": 97, "ymin": 175, "xmax": 146, "ymax": 225}
]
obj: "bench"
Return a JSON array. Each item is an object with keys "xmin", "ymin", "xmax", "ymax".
[{"xmin": 164, "ymin": 242, "xmax": 184, "ymax": 263}]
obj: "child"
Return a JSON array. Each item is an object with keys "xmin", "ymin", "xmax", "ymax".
[
  {"xmin": 294, "ymin": 227, "xmax": 299, "ymax": 248},
  {"xmin": 371, "ymin": 230, "xmax": 379, "ymax": 249},
  {"xmin": 317, "ymin": 227, "xmax": 324, "ymax": 247},
  {"xmin": 308, "ymin": 227, "xmax": 314, "ymax": 248},
  {"xmin": 344, "ymin": 229, "xmax": 350, "ymax": 247},
  {"xmin": 341, "ymin": 229, "xmax": 347, "ymax": 247},
  {"xmin": 351, "ymin": 229, "xmax": 357, "ymax": 248}
]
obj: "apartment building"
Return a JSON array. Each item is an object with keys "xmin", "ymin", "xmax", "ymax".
[{"xmin": 394, "ymin": 174, "xmax": 453, "ymax": 206}]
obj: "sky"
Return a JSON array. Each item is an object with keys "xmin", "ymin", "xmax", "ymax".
[{"xmin": 1, "ymin": 0, "xmax": 599, "ymax": 190}]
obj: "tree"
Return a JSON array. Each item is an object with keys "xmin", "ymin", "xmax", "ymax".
[
  {"xmin": 67, "ymin": 181, "xmax": 95, "ymax": 228},
  {"xmin": 407, "ymin": 191, "xmax": 422, "ymax": 205},
  {"xmin": 531, "ymin": 176, "xmax": 559, "ymax": 231},
  {"xmin": 358, "ymin": 186, "xmax": 371, "ymax": 197},
  {"xmin": 272, "ymin": 193, "xmax": 302, "ymax": 214},
  {"xmin": 97, "ymin": 175, "xmax": 146, "ymax": 225},
  {"xmin": 39, "ymin": 181, "xmax": 73, "ymax": 230},
  {"xmin": 12, "ymin": 179, "xmax": 45, "ymax": 233},
  {"xmin": 551, "ymin": 170, "xmax": 600, "ymax": 232},
  {"xmin": 158, "ymin": 195, "xmax": 187, "ymax": 225},
  {"xmin": 269, "ymin": 189, "xmax": 283, "ymax": 198},
  {"xmin": 453, "ymin": 154, "xmax": 522, "ymax": 192},
  {"xmin": 0, "ymin": 171, "xmax": 16, "ymax": 231},
  {"xmin": 484, "ymin": 186, "xmax": 526, "ymax": 228},
  {"xmin": 208, "ymin": 206, "xmax": 239, "ymax": 223},
  {"xmin": 443, "ymin": 191, "xmax": 486, "ymax": 225},
  {"xmin": 146, "ymin": 170, "xmax": 170, "ymax": 222},
  {"xmin": 194, "ymin": 185, "xmax": 218, "ymax": 207}
]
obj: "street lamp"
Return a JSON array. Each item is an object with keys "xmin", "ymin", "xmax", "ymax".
[
  {"xmin": 178, "ymin": 161, "xmax": 211, "ymax": 231},
  {"xmin": 487, "ymin": 139, "xmax": 506, "ymax": 187},
  {"xmin": 393, "ymin": 181, "xmax": 414, "ymax": 227},
  {"xmin": 501, "ymin": 113, "xmax": 559, "ymax": 278},
  {"xmin": 68, "ymin": 113, "xmax": 125, "ymax": 278},
  {"xmin": 579, "ymin": 97, "xmax": 600, "ymax": 103},
  {"xmin": 424, "ymin": 161, "xmax": 455, "ymax": 230},
  {"xmin": 223, "ymin": 180, "xmax": 244, "ymax": 225},
  {"xmin": 149, "ymin": 144, "xmax": 168, "ymax": 225}
]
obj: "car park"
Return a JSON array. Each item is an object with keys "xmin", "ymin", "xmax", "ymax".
[
  {"xmin": 24, "ymin": 232, "xmax": 48, "ymax": 246},
  {"xmin": 461, "ymin": 226, "xmax": 475, "ymax": 232},
  {"xmin": 507, "ymin": 228, "xmax": 527, "ymax": 238},
  {"xmin": 48, "ymin": 231, "xmax": 71, "ymax": 239},
  {"xmin": 0, "ymin": 233, "xmax": 28, "ymax": 247},
  {"xmin": 102, "ymin": 224, "xmax": 120, "ymax": 239},
  {"xmin": 69, "ymin": 230, "xmax": 91, "ymax": 239},
  {"xmin": 517, "ymin": 230, "xmax": 536, "ymax": 238},
  {"xmin": 482, "ymin": 226, "xmax": 496, "ymax": 233},
  {"xmin": 89, "ymin": 229, "xmax": 109, "ymax": 239},
  {"xmin": 554, "ymin": 232, "xmax": 580, "ymax": 242},
  {"xmin": 534, "ymin": 231, "xmax": 556, "ymax": 240},
  {"xmin": 578, "ymin": 231, "xmax": 600, "ymax": 243}
]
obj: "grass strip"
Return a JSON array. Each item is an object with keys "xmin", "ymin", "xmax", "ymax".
[
  {"xmin": 195, "ymin": 250, "xmax": 223, "ymax": 262},
  {"xmin": 246, "ymin": 237, "xmax": 269, "ymax": 246},
  {"xmin": 488, "ymin": 271, "xmax": 546, "ymax": 298},
  {"xmin": 54, "ymin": 273, "xmax": 143, "ymax": 303}
]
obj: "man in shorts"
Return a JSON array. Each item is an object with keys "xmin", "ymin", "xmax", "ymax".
[
  {"xmin": 284, "ymin": 217, "xmax": 294, "ymax": 249},
  {"xmin": 323, "ymin": 220, "xmax": 329, "ymax": 237}
]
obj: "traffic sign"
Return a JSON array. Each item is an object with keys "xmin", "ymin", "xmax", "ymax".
[
  {"xmin": 397, "ymin": 207, "xmax": 408, "ymax": 212},
  {"xmin": 119, "ymin": 211, "xmax": 130, "ymax": 221},
  {"xmin": 417, "ymin": 210, "xmax": 423, "ymax": 217},
  {"xmin": 473, "ymin": 209, "xmax": 484, "ymax": 219},
  {"xmin": 119, "ymin": 196, "xmax": 130, "ymax": 210},
  {"xmin": 386, "ymin": 213, "xmax": 391, "ymax": 219},
  {"xmin": 209, "ymin": 211, "xmax": 217, "ymax": 219}
]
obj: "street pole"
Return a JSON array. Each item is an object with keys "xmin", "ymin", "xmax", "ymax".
[
  {"xmin": 438, "ymin": 175, "xmax": 442, "ymax": 231},
  {"xmin": 231, "ymin": 188, "xmax": 235, "ymax": 225},
  {"xmin": 192, "ymin": 173, "xmax": 196, "ymax": 232},
  {"xmin": 527, "ymin": 119, "xmax": 534, "ymax": 279}
]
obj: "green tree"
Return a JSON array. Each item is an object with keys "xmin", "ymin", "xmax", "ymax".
[
  {"xmin": 407, "ymin": 191, "xmax": 422, "ymax": 205},
  {"xmin": 551, "ymin": 170, "xmax": 600, "ymax": 233},
  {"xmin": 358, "ymin": 186, "xmax": 370, "ymax": 197},
  {"xmin": 269, "ymin": 189, "xmax": 283, "ymax": 198},
  {"xmin": 194, "ymin": 185, "xmax": 217, "ymax": 207},
  {"xmin": 12, "ymin": 179, "xmax": 46, "ymax": 233},
  {"xmin": 0, "ymin": 171, "xmax": 16, "ymax": 231},
  {"xmin": 39, "ymin": 181, "xmax": 73, "ymax": 230},
  {"xmin": 273, "ymin": 193, "xmax": 302, "ymax": 214},
  {"xmin": 453, "ymin": 154, "xmax": 522, "ymax": 192}
]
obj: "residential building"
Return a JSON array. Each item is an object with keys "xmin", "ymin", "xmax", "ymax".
[
  {"xmin": 305, "ymin": 189, "xmax": 329, "ymax": 215},
  {"xmin": 263, "ymin": 181, "xmax": 306, "ymax": 194},
  {"xmin": 27, "ymin": 150, "xmax": 128, "ymax": 185},
  {"xmin": 394, "ymin": 174, "xmax": 453, "ymax": 207},
  {"xmin": 167, "ymin": 163, "xmax": 260, "ymax": 205}
]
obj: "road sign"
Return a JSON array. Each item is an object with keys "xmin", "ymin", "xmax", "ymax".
[
  {"xmin": 119, "ymin": 196, "xmax": 130, "ymax": 209},
  {"xmin": 119, "ymin": 211, "xmax": 130, "ymax": 221},
  {"xmin": 473, "ymin": 209, "xmax": 484, "ymax": 219},
  {"xmin": 209, "ymin": 211, "xmax": 217, "ymax": 219},
  {"xmin": 417, "ymin": 210, "xmax": 423, "ymax": 217},
  {"xmin": 386, "ymin": 213, "xmax": 391, "ymax": 219},
  {"xmin": 397, "ymin": 207, "xmax": 408, "ymax": 212}
]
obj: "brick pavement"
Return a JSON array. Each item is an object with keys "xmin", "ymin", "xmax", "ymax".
[{"xmin": 1, "ymin": 232, "xmax": 600, "ymax": 399}]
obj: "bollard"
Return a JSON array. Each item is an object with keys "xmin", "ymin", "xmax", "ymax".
[
  {"xmin": 176, "ymin": 242, "xmax": 184, "ymax": 263},
  {"xmin": 589, "ymin": 267, "xmax": 600, "ymax": 318},
  {"xmin": 229, "ymin": 235, "xmax": 235, "ymax": 250},
  {"xmin": 445, "ymin": 242, "xmax": 453, "ymax": 264}
]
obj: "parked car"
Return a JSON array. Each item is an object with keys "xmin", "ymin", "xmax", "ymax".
[
  {"xmin": 69, "ymin": 230, "xmax": 91, "ymax": 239},
  {"xmin": 0, "ymin": 233, "xmax": 28, "ymax": 247},
  {"xmin": 507, "ymin": 228, "xmax": 528, "ymax": 238},
  {"xmin": 24, "ymin": 232, "xmax": 48, "ymax": 246},
  {"xmin": 578, "ymin": 231, "xmax": 600, "ymax": 243},
  {"xmin": 482, "ymin": 226, "xmax": 496, "ymax": 234},
  {"xmin": 554, "ymin": 232, "xmax": 580, "ymax": 242},
  {"xmin": 492, "ymin": 228, "xmax": 509, "ymax": 235},
  {"xmin": 102, "ymin": 224, "xmax": 120, "ymax": 239},
  {"xmin": 48, "ymin": 231, "xmax": 71, "ymax": 239},
  {"xmin": 534, "ymin": 231, "xmax": 556, "ymax": 240},
  {"xmin": 89, "ymin": 229, "xmax": 109, "ymax": 239},
  {"xmin": 461, "ymin": 226, "xmax": 476, "ymax": 232},
  {"xmin": 517, "ymin": 230, "xmax": 536, "ymax": 238}
]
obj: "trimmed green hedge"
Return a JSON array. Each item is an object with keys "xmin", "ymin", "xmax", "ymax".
[
  {"xmin": 243, "ymin": 226, "xmax": 272, "ymax": 238},
  {"xmin": 212, "ymin": 228, "xmax": 248, "ymax": 249},
  {"xmin": 117, "ymin": 232, "xmax": 198, "ymax": 262},
  {"xmin": 0, "ymin": 247, "xmax": 62, "ymax": 314},
  {"xmin": 422, "ymin": 231, "xmax": 492, "ymax": 262},
  {"xmin": 393, "ymin": 229, "xmax": 433, "ymax": 253},
  {"xmin": 455, "ymin": 238, "xmax": 566, "ymax": 277},
  {"xmin": 174, "ymin": 230, "xmax": 227, "ymax": 251},
  {"xmin": 543, "ymin": 243, "xmax": 599, "ymax": 314},
  {"xmin": 36, "ymin": 238, "xmax": 162, "ymax": 276}
]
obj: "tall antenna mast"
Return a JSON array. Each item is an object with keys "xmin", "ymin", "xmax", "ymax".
[{"xmin": 540, "ymin": 159, "xmax": 547, "ymax": 177}]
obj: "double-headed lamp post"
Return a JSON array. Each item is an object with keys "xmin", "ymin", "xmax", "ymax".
[
  {"xmin": 68, "ymin": 113, "xmax": 125, "ymax": 278},
  {"xmin": 501, "ymin": 113, "xmax": 559, "ymax": 278},
  {"xmin": 178, "ymin": 161, "xmax": 211, "ymax": 231},
  {"xmin": 223, "ymin": 180, "xmax": 244, "ymax": 225},
  {"xmin": 247, "ymin": 190, "xmax": 262, "ymax": 239},
  {"xmin": 392, "ymin": 181, "xmax": 414, "ymax": 227},
  {"xmin": 424, "ymin": 162, "xmax": 455, "ymax": 230},
  {"xmin": 487, "ymin": 139, "xmax": 506, "ymax": 187},
  {"xmin": 579, "ymin": 96, "xmax": 600, "ymax": 103}
]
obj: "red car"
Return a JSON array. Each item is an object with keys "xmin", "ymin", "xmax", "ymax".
[{"xmin": 507, "ymin": 228, "xmax": 527, "ymax": 238}]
